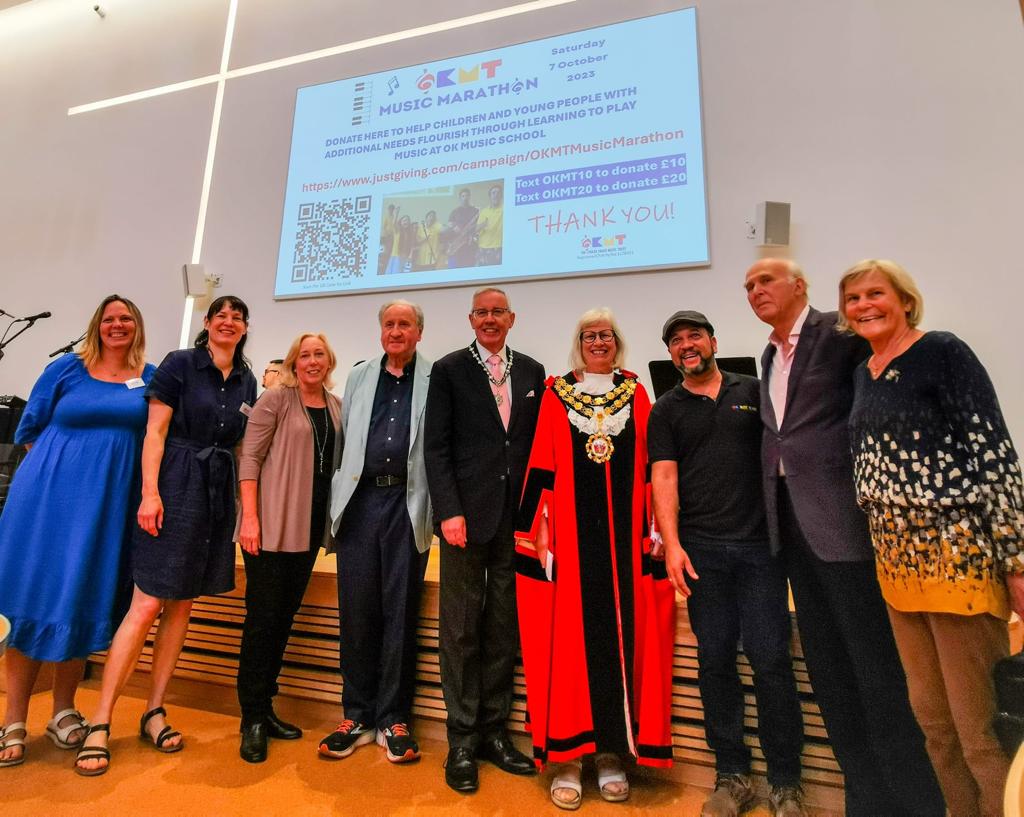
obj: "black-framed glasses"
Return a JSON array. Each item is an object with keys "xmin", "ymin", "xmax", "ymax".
[
  {"xmin": 471, "ymin": 308, "xmax": 510, "ymax": 319},
  {"xmin": 580, "ymin": 330, "xmax": 616, "ymax": 343}
]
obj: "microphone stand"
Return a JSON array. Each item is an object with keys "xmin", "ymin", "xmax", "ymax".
[
  {"xmin": 0, "ymin": 317, "xmax": 44, "ymax": 363},
  {"xmin": 49, "ymin": 332, "xmax": 86, "ymax": 358}
]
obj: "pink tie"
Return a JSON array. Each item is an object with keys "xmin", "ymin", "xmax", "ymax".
[{"xmin": 487, "ymin": 354, "xmax": 511, "ymax": 430}]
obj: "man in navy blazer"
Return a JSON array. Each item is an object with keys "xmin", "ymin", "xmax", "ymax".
[
  {"xmin": 745, "ymin": 259, "xmax": 944, "ymax": 817},
  {"xmin": 425, "ymin": 286, "xmax": 545, "ymax": 793}
]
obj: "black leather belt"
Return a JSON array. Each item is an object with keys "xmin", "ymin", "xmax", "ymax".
[{"xmin": 372, "ymin": 474, "xmax": 405, "ymax": 487}]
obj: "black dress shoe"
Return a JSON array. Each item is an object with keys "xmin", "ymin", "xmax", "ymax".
[
  {"xmin": 477, "ymin": 734, "xmax": 536, "ymax": 775},
  {"xmin": 240, "ymin": 722, "xmax": 268, "ymax": 763},
  {"xmin": 444, "ymin": 746, "xmax": 479, "ymax": 793},
  {"xmin": 265, "ymin": 712, "xmax": 302, "ymax": 740}
]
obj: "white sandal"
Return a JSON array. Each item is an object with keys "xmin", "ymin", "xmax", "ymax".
[
  {"xmin": 550, "ymin": 759, "xmax": 583, "ymax": 810},
  {"xmin": 595, "ymin": 753, "xmax": 630, "ymax": 802},
  {"xmin": 0, "ymin": 722, "xmax": 27, "ymax": 767},
  {"xmin": 46, "ymin": 709, "xmax": 89, "ymax": 750}
]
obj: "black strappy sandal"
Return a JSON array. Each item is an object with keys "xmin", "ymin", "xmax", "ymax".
[
  {"xmin": 138, "ymin": 707, "xmax": 183, "ymax": 753},
  {"xmin": 74, "ymin": 723, "xmax": 111, "ymax": 777}
]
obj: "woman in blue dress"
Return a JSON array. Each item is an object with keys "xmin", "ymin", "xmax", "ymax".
[
  {"xmin": 76, "ymin": 296, "xmax": 257, "ymax": 776},
  {"xmin": 0, "ymin": 295, "xmax": 154, "ymax": 768}
]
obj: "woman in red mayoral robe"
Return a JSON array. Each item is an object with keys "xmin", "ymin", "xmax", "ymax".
[{"xmin": 514, "ymin": 308, "xmax": 676, "ymax": 810}]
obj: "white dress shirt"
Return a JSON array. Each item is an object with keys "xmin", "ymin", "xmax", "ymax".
[{"xmin": 767, "ymin": 304, "xmax": 809, "ymax": 474}]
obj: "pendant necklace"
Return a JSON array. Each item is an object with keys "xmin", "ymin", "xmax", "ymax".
[
  {"xmin": 308, "ymin": 405, "xmax": 328, "ymax": 473},
  {"xmin": 469, "ymin": 343, "xmax": 514, "ymax": 406},
  {"xmin": 867, "ymin": 325, "xmax": 913, "ymax": 379}
]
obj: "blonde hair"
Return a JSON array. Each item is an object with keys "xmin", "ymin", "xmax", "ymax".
[
  {"xmin": 78, "ymin": 294, "xmax": 146, "ymax": 370},
  {"xmin": 837, "ymin": 258, "xmax": 924, "ymax": 332},
  {"xmin": 278, "ymin": 332, "xmax": 337, "ymax": 389},
  {"xmin": 568, "ymin": 307, "xmax": 628, "ymax": 373}
]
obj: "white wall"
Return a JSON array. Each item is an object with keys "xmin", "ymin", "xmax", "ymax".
[{"xmin": 2, "ymin": 0, "xmax": 1022, "ymax": 440}]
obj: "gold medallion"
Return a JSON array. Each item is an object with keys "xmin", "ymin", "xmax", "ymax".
[
  {"xmin": 586, "ymin": 432, "xmax": 614, "ymax": 463},
  {"xmin": 553, "ymin": 374, "xmax": 637, "ymax": 464}
]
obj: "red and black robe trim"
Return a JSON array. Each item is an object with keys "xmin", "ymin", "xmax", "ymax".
[{"xmin": 514, "ymin": 372, "xmax": 676, "ymax": 770}]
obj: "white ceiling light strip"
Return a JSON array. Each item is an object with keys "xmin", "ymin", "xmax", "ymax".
[
  {"xmin": 68, "ymin": 0, "xmax": 573, "ymax": 116},
  {"xmin": 179, "ymin": 0, "xmax": 239, "ymax": 349},
  {"xmin": 226, "ymin": 0, "xmax": 574, "ymax": 81},
  {"xmin": 68, "ymin": 0, "xmax": 574, "ymax": 349}
]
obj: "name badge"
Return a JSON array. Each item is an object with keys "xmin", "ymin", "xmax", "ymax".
[
  {"xmin": 125, "ymin": 378, "xmax": 145, "ymax": 390},
  {"xmin": 239, "ymin": 402, "xmax": 253, "ymax": 417}
]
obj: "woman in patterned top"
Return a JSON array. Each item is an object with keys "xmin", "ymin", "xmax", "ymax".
[{"xmin": 841, "ymin": 259, "xmax": 1024, "ymax": 817}]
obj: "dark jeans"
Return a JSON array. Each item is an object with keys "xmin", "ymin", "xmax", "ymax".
[
  {"xmin": 686, "ymin": 540, "xmax": 804, "ymax": 786},
  {"xmin": 438, "ymin": 504, "xmax": 516, "ymax": 749},
  {"xmin": 335, "ymin": 483, "xmax": 428, "ymax": 729},
  {"xmin": 778, "ymin": 480, "xmax": 945, "ymax": 817},
  {"xmin": 237, "ymin": 547, "xmax": 319, "ymax": 725}
]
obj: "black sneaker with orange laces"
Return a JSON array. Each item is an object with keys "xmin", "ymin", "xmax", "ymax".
[
  {"xmin": 318, "ymin": 719, "xmax": 374, "ymax": 759},
  {"xmin": 377, "ymin": 722, "xmax": 420, "ymax": 763}
]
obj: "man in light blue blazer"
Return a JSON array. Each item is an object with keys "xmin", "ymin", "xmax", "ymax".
[{"xmin": 320, "ymin": 299, "xmax": 433, "ymax": 766}]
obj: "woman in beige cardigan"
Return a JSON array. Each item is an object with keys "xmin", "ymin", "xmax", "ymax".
[{"xmin": 235, "ymin": 332, "xmax": 342, "ymax": 763}]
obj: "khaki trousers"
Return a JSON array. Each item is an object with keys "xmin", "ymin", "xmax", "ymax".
[{"xmin": 887, "ymin": 607, "xmax": 1010, "ymax": 817}]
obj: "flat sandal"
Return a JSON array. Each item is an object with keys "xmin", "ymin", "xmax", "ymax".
[
  {"xmin": 46, "ymin": 708, "xmax": 89, "ymax": 749},
  {"xmin": 74, "ymin": 723, "xmax": 111, "ymax": 777},
  {"xmin": 139, "ymin": 706, "xmax": 183, "ymax": 753},
  {"xmin": 550, "ymin": 759, "xmax": 583, "ymax": 810},
  {"xmin": 0, "ymin": 722, "xmax": 27, "ymax": 768},
  {"xmin": 595, "ymin": 752, "xmax": 630, "ymax": 802}
]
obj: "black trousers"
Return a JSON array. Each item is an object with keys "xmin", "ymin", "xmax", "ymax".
[
  {"xmin": 335, "ymin": 483, "xmax": 428, "ymax": 729},
  {"xmin": 778, "ymin": 481, "xmax": 945, "ymax": 817},
  {"xmin": 237, "ymin": 547, "xmax": 319, "ymax": 725},
  {"xmin": 686, "ymin": 541, "xmax": 804, "ymax": 787},
  {"xmin": 438, "ymin": 503, "xmax": 516, "ymax": 749}
]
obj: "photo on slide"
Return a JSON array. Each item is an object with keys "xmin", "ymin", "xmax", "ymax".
[{"xmin": 379, "ymin": 179, "xmax": 504, "ymax": 276}]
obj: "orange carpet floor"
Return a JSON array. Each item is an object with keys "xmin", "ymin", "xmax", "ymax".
[{"xmin": 1, "ymin": 686, "xmax": 841, "ymax": 817}]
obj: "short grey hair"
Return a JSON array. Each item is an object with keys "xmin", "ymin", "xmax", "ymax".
[
  {"xmin": 781, "ymin": 259, "xmax": 807, "ymax": 287},
  {"xmin": 378, "ymin": 299, "xmax": 424, "ymax": 330},
  {"xmin": 472, "ymin": 286, "xmax": 510, "ymax": 309},
  {"xmin": 568, "ymin": 307, "xmax": 628, "ymax": 373}
]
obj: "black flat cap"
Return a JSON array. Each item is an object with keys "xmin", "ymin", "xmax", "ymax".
[{"xmin": 661, "ymin": 310, "xmax": 714, "ymax": 345}]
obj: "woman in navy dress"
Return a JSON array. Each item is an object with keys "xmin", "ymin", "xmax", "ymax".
[
  {"xmin": 0, "ymin": 295, "xmax": 153, "ymax": 768},
  {"xmin": 76, "ymin": 296, "xmax": 257, "ymax": 776}
]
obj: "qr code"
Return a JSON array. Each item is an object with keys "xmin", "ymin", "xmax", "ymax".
[{"xmin": 291, "ymin": 196, "xmax": 371, "ymax": 283}]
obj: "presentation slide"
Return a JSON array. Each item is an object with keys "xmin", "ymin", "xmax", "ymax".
[{"xmin": 274, "ymin": 7, "xmax": 707, "ymax": 298}]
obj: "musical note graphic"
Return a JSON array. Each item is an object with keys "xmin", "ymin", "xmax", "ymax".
[{"xmin": 387, "ymin": 76, "xmax": 399, "ymax": 95}]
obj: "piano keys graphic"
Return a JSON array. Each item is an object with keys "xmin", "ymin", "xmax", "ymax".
[
  {"xmin": 350, "ymin": 76, "xmax": 399, "ymax": 126},
  {"xmin": 351, "ymin": 81, "xmax": 370, "ymax": 126}
]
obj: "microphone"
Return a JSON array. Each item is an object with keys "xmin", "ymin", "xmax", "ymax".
[{"xmin": 22, "ymin": 311, "xmax": 52, "ymax": 322}]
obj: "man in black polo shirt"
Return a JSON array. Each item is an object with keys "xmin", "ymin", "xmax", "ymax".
[{"xmin": 648, "ymin": 311, "xmax": 806, "ymax": 817}]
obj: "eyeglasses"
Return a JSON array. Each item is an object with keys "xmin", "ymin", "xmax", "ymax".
[
  {"xmin": 471, "ymin": 308, "xmax": 510, "ymax": 319},
  {"xmin": 580, "ymin": 330, "xmax": 616, "ymax": 343}
]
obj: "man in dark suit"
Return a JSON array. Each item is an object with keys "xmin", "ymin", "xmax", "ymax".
[
  {"xmin": 424, "ymin": 286, "xmax": 545, "ymax": 793},
  {"xmin": 744, "ymin": 258, "xmax": 944, "ymax": 817}
]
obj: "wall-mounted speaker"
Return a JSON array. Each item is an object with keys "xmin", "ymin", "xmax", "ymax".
[
  {"xmin": 182, "ymin": 264, "xmax": 206, "ymax": 296},
  {"xmin": 755, "ymin": 201, "xmax": 791, "ymax": 247}
]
